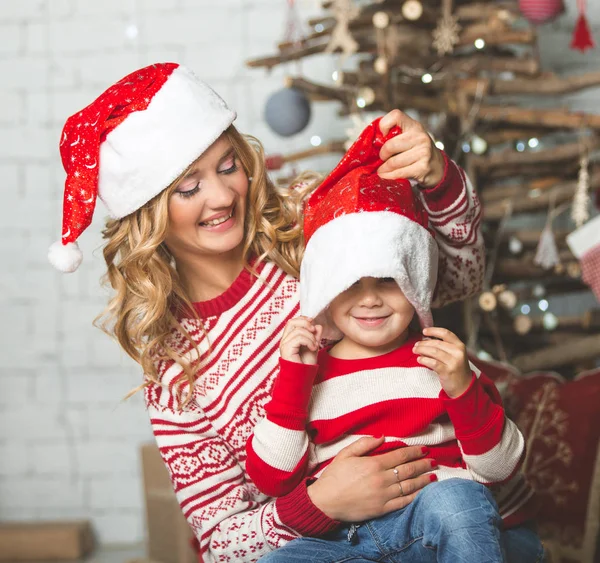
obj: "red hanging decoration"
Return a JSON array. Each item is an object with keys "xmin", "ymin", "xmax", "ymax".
[
  {"xmin": 518, "ymin": 0, "xmax": 564, "ymax": 25},
  {"xmin": 570, "ymin": 0, "xmax": 595, "ymax": 52}
]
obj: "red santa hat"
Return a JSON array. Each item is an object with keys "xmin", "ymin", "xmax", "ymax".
[
  {"xmin": 48, "ymin": 62, "xmax": 236, "ymax": 272},
  {"xmin": 300, "ymin": 118, "xmax": 439, "ymax": 334}
]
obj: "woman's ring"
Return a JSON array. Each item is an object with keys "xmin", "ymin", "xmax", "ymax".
[{"xmin": 397, "ymin": 482, "xmax": 404, "ymax": 496}]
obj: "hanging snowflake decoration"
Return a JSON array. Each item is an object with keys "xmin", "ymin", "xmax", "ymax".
[{"xmin": 433, "ymin": 13, "xmax": 461, "ymax": 55}]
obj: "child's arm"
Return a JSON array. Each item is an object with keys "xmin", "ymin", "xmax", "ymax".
[
  {"xmin": 413, "ymin": 328, "xmax": 525, "ymax": 485},
  {"xmin": 245, "ymin": 318, "xmax": 322, "ymax": 497}
]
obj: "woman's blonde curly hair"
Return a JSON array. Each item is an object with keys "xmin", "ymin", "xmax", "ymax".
[{"xmin": 95, "ymin": 126, "xmax": 319, "ymax": 403}]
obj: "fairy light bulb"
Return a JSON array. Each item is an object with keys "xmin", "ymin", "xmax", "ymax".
[
  {"xmin": 310, "ymin": 136, "xmax": 322, "ymax": 147},
  {"xmin": 421, "ymin": 73, "xmax": 433, "ymax": 84},
  {"xmin": 543, "ymin": 313, "xmax": 558, "ymax": 331},
  {"xmin": 538, "ymin": 299, "xmax": 549, "ymax": 312},
  {"xmin": 474, "ymin": 38, "xmax": 485, "ymax": 49}
]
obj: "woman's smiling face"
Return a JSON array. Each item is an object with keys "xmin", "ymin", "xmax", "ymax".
[{"xmin": 164, "ymin": 134, "xmax": 249, "ymax": 263}]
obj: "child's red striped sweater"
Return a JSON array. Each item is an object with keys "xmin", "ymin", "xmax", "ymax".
[
  {"xmin": 145, "ymin": 155, "xmax": 486, "ymax": 563},
  {"xmin": 246, "ymin": 337, "xmax": 535, "ymax": 528}
]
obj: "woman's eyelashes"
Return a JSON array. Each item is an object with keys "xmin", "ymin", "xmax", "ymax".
[
  {"xmin": 176, "ymin": 158, "xmax": 240, "ymax": 198},
  {"xmin": 219, "ymin": 158, "xmax": 239, "ymax": 175},
  {"xmin": 177, "ymin": 184, "xmax": 200, "ymax": 198}
]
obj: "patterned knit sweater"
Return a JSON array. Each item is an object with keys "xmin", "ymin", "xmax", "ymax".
[
  {"xmin": 245, "ymin": 336, "xmax": 535, "ymax": 528},
  {"xmin": 145, "ymin": 155, "xmax": 485, "ymax": 563}
]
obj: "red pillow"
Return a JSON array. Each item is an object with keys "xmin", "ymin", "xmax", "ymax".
[
  {"xmin": 506, "ymin": 369, "xmax": 600, "ymax": 563},
  {"xmin": 469, "ymin": 355, "xmax": 600, "ymax": 563}
]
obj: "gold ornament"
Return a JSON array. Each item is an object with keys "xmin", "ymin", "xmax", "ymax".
[
  {"xmin": 357, "ymin": 86, "xmax": 376, "ymax": 106},
  {"xmin": 478, "ymin": 291, "xmax": 497, "ymax": 312},
  {"xmin": 374, "ymin": 56, "xmax": 388, "ymax": 74},
  {"xmin": 373, "ymin": 11, "xmax": 390, "ymax": 29},
  {"xmin": 514, "ymin": 315, "xmax": 533, "ymax": 335},
  {"xmin": 402, "ymin": 0, "xmax": 423, "ymax": 21},
  {"xmin": 498, "ymin": 290, "xmax": 517, "ymax": 310}
]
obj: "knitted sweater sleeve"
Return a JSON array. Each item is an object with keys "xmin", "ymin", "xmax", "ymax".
[
  {"xmin": 145, "ymin": 381, "xmax": 338, "ymax": 563},
  {"xmin": 246, "ymin": 359, "xmax": 318, "ymax": 497},
  {"xmin": 417, "ymin": 152, "xmax": 485, "ymax": 308},
  {"xmin": 440, "ymin": 362, "xmax": 525, "ymax": 485}
]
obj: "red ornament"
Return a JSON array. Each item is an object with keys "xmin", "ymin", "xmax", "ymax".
[
  {"xmin": 265, "ymin": 154, "xmax": 285, "ymax": 170},
  {"xmin": 518, "ymin": 0, "xmax": 564, "ymax": 24},
  {"xmin": 571, "ymin": 0, "xmax": 595, "ymax": 52}
]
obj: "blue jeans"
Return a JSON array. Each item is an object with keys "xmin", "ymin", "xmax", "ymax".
[{"xmin": 261, "ymin": 479, "xmax": 545, "ymax": 562}]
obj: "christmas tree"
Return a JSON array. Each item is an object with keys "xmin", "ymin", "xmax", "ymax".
[{"xmin": 247, "ymin": 0, "xmax": 600, "ymax": 376}]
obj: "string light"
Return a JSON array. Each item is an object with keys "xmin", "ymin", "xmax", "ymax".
[
  {"xmin": 532, "ymin": 284, "xmax": 546, "ymax": 298},
  {"xmin": 543, "ymin": 312, "xmax": 558, "ymax": 331},
  {"xmin": 520, "ymin": 304, "xmax": 531, "ymax": 315},
  {"xmin": 516, "ymin": 141, "xmax": 526, "ymax": 152},
  {"xmin": 421, "ymin": 73, "xmax": 433, "ymax": 84},
  {"xmin": 310, "ymin": 135, "xmax": 322, "ymax": 147},
  {"xmin": 125, "ymin": 24, "xmax": 138, "ymax": 39},
  {"xmin": 356, "ymin": 97, "xmax": 366, "ymax": 108},
  {"xmin": 528, "ymin": 137, "xmax": 539, "ymax": 148},
  {"xmin": 474, "ymin": 38, "xmax": 485, "ymax": 49},
  {"xmin": 471, "ymin": 135, "xmax": 487, "ymax": 155},
  {"xmin": 538, "ymin": 299, "xmax": 549, "ymax": 312},
  {"xmin": 462, "ymin": 143, "xmax": 471, "ymax": 153},
  {"xmin": 332, "ymin": 70, "xmax": 339, "ymax": 81},
  {"xmin": 508, "ymin": 236, "xmax": 523, "ymax": 254},
  {"xmin": 476, "ymin": 349, "xmax": 494, "ymax": 361},
  {"xmin": 315, "ymin": 23, "xmax": 324, "ymax": 32}
]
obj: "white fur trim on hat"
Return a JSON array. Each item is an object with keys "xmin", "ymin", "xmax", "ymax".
[
  {"xmin": 300, "ymin": 211, "xmax": 438, "ymax": 337},
  {"xmin": 98, "ymin": 65, "xmax": 236, "ymax": 219}
]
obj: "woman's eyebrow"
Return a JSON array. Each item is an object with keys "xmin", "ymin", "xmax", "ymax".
[
  {"xmin": 217, "ymin": 147, "xmax": 235, "ymax": 164},
  {"xmin": 181, "ymin": 147, "xmax": 235, "ymax": 181}
]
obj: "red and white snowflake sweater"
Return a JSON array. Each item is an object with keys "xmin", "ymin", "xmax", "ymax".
[
  {"xmin": 145, "ymin": 155, "xmax": 485, "ymax": 563},
  {"xmin": 246, "ymin": 336, "xmax": 535, "ymax": 528}
]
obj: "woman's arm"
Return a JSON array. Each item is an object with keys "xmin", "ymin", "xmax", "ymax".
[
  {"xmin": 376, "ymin": 109, "xmax": 485, "ymax": 307},
  {"xmin": 145, "ymin": 382, "xmax": 336, "ymax": 563},
  {"xmin": 246, "ymin": 359, "xmax": 318, "ymax": 497},
  {"xmin": 418, "ymin": 153, "xmax": 485, "ymax": 308}
]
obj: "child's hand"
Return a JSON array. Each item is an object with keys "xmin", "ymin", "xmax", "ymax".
[
  {"xmin": 413, "ymin": 327, "xmax": 473, "ymax": 398},
  {"xmin": 280, "ymin": 316, "xmax": 323, "ymax": 365}
]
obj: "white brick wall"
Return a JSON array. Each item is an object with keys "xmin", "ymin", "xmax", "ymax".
[{"xmin": 0, "ymin": 0, "xmax": 598, "ymax": 548}]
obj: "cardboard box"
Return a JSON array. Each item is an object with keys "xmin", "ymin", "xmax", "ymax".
[
  {"xmin": 141, "ymin": 443, "xmax": 197, "ymax": 563},
  {"xmin": 0, "ymin": 520, "xmax": 94, "ymax": 561}
]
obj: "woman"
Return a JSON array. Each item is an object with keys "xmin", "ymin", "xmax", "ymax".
[{"xmin": 49, "ymin": 63, "xmax": 484, "ymax": 563}]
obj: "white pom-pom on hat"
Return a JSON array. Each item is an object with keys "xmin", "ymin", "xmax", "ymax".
[{"xmin": 48, "ymin": 240, "xmax": 83, "ymax": 273}]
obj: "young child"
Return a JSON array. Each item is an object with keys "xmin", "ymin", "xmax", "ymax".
[{"xmin": 247, "ymin": 120, "xmax": 544, "ymax": 563}]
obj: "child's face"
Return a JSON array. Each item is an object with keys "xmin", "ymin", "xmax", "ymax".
[{"xmin": 329, "ymin": 277, "xmax": 415, "ymax": 353}]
